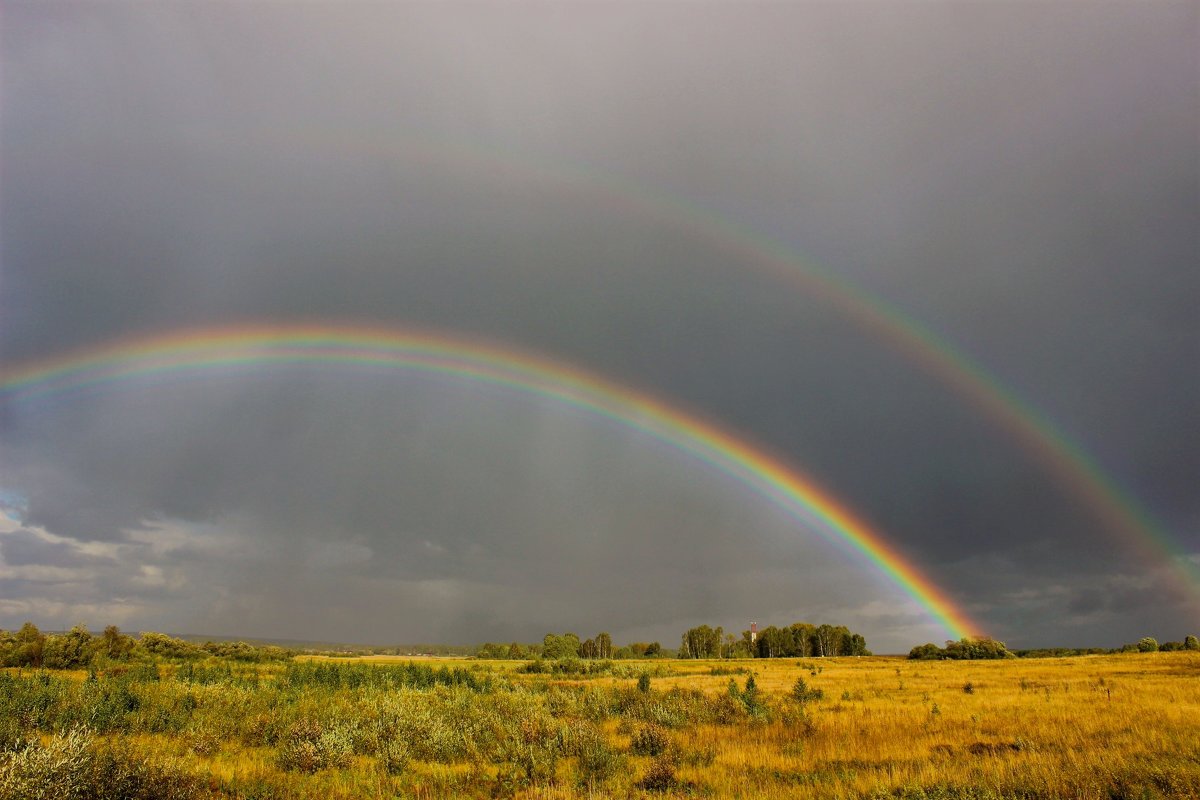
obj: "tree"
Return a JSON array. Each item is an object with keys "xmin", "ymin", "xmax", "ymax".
[
  {"xmin": 908, "ymin": 643, "xmax": 944, "ymax": 660},
  {"xmin": 1136, "ymin": 637, "xmax": 1158, "ymax": 653},
  {"xmin": 788, "ymin": 623, "xmax": 816, "ymax": 657},
  {"xmin": 1185, "ymin": 635, "xmax": 1199, "ymax": 651},
  {"xmin": 581, "ymin": 638, "xmax": 599, "ymax": 659},
  {"xmin": 680, "ymin": 625, "xmax": 723, "ymax": 659},
  {"xmin": 943, "ymin": 637, "xmax": 1013, "ymax": 660},
  {"xmin": 542, "ymin": 632, "xmax": 581, "ymax": 660},
  {"xmin": 845, "ymin": 633, "xmax": 870, "ymax": 656},
  {"xmin": 722, "ymin": 633, "xmax": 737, "ymax": 658},
  {"xmin": 815, "ymin": 624, "xmax": 841, "ymax": 657},
  {"xmin": 741, "ymin": 675, "xmax": 761, "ymax": 711},
  {"xmin": 44, "ymin": 624, "xmax": 94, "ymax": 669},
  {"xmin": 139, "ymin": 631, "xmax": 202, "ymax": 659},
  {"xmin": 756, "ymin": 626, "xmax": 789, "ymax": 658},
  {"xmin": 475, "ymin": 642, "xmax": 505, "ymax": 659},
  {"xmin": 14, "ymin": 622, "xmax": 46, "ymax": 668},
  {"xmin": 596, "ymin": 632, "xmax": 612, "ymax": 660},
  {"xmin": 97, "ymin": 625, "xmax": 136, "ymax": 660},
  {"xmin": 792, "ymin": 676, "xmax": 823, "ymax": 704}
]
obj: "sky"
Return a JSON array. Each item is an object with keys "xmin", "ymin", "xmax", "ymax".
[{"xmin": 1, "ymin": 2, "xmax": 1196, "ymax": 653}]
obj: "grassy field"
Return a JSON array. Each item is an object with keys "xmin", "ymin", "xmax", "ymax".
[{"xmin": 2, "ymin": 652, "xmax": 1198, "ymax": 799}]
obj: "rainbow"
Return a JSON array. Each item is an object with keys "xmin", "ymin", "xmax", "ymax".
[
  {"xmin": 33, "ymin": 126, "xmax": 1195, "ymax": 595},
  {"xmin": 0, "ymin": 322, "xmax": 980, "ymax": 639},
  {"xmin": 154, "ymin": 125, "xmax": 1196, "ymax": 597},
  {"xmin": 363, "ymin": 132, "xmax": 1200, "ymax": 596}
]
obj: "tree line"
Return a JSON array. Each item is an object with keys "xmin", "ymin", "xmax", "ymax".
[
  {"xmin": 475, "ymin": 633, "xmax": 667, "ymax": 660},
  {"xmin": 0, "ymin": 623, "xmax": 295, "ymax": 669},
  {"xmin": 911, "ymin": 634, "xmax": 1200, "ymax": 660},
  {"xmin": 680, "ymin": 622, "xmax": 869, "ymax": 659},
  {"xmin": 479, "ymin": 622, "xmax": 870, "ymax": 662}
]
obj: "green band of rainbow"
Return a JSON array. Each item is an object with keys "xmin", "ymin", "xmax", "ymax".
[
  {"xmin": 229, "ymin": 126, "xmax": 1198, "ymax": 597},
  {"xmin": 0, "ymin": 322, "xmax": 980, "ymax": 640},
  {"xmin": 39, "ymin": 125, "xmax": 1193, "ymax": 597}
]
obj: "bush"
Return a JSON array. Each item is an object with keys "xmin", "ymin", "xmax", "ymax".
[
  {"xmin": 909, "ymin": 643, "xmax": 945, "ymax": 660},
  {"xmin": 630, "ymin": 724, "xmax": 670, "ymax": 757},
  {"xmin": 637, "ymin": 753, "xmax": 679, "ymax": 792},
  {"xmin": 0, "ymin": 727, "xmax": 213, "ymax": 800},
  {"xmin": 562, "ymin": 722, "xmax": 621, "ymax": 787},
  {"xmin": 792, "ymin": 677, "xmax": 824, "ymax": 704},
  {"xmin": 707, "ymin": 692, "xmax": 747, "ymax": 724},
  {"xmin": 275, "ymin": 719, "xmax": 352, "ymax": 773},
  {"xmin": 378, "ymin": 737, "xmax": 410, "ymax": 775},
  {"xmin": 0, "ymin": 725, "xmax": 93, "ymax": 800},
  {"xmin": 910, "ymin": 639, "xmax": 1013, "ymax": 661}
]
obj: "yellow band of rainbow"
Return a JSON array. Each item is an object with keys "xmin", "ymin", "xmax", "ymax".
[{"xmin": 1, "ymin": 322, "xmax": 981, "ymax": 640}]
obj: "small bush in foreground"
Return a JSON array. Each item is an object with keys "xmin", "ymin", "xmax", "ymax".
[
  {"xmin": 630, "ymin": 723, "xmax": 670, "ymax": 757},
  {"xmin": 275, "ymin": 719, "xmax": 352, "ymax": 773},
  {"xmin": 637, "ymin": 753, "xmax": 679, "ymax": 792},
  {"xmin": 0, "ymin": 727, "xmax": 214, "ymax": 800}
]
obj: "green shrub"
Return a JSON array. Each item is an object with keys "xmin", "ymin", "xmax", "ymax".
[
  {"xmin": 792, "ymin": 677, "xmax": 824, "ymax": 704},
  {"xmin": 378, "ymin": 737, "xmax": 410, "ymax": 775},
  {"xmin": 275, "ymin": 719, "xmax": 353, "ymax": 773},
  {"xmin": 0, "ymin": 725, "xmax": 93, "ymax": 800},
  {"xmin": 562, "ymin": 722, "xmax": 621, "ymax": 787},
  {"xmin": 0, "ymin": 727, "xmax": 213, "ymax": 800},
  {"xmin": 630, "ymin": 724, "xmax": 670, "ymax": 757}
]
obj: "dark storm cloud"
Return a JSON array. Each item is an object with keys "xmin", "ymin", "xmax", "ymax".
[
  {"xmin": 0, "ymin": 528, "xmax": 113, "ymax": 568},
  {"xmin": 2, "ymin": 2, "xmax": 1196, "ymax": 648}
]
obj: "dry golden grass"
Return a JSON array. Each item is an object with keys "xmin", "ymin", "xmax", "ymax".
[
  {"xmin": 628, "ymin": 652, "xmax": 1200, "ymax": 798},
  {"xmin": 3, "ymin": 651, "xmax": 1197, "ymax": 798},
  {"xmin": 285, "ymin": 650, "xmax": 1200, "ymax": 798}
]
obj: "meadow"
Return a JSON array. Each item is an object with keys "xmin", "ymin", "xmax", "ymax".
[{"xmin": 2, "ymin": 651, "xmax": 1198, "ymax": 799}]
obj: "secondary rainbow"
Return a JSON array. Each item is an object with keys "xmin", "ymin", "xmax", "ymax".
[
  {"xmin": 89, "ymin": 125, "xmax": 1192, "ymax": 596},
  {"xmin": 1, "ymin": 323, "xmax": 980, "ymax": 640},
  {"xmin": 212, "ymin": 125, "xmax": 1196, "ymax": 596}
]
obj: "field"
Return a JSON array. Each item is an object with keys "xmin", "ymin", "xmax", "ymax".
[{"xmin": 2, "ymin": 652, "xmax": 1198, "ymax": 799}]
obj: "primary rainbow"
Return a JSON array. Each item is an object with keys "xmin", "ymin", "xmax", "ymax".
[
  {"xmin": 77, "ymin": 125, "xmax": 1192, "ymax": 597},
  {"xmin": 232, "ymin": 125, "xmax": 1197, "ymax": 597},
  {"xmin": 0, "ymin": 322, "xmax": 980, "ymax": 640}
]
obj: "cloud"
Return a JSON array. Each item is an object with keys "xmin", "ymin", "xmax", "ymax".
[
  {"xmin": 1, "ymin": 3, "xmax": 1195, "ymax": 648},
  {"xmin": 0, "ymin": 527, "xmax": 116, "ymax": 568}
]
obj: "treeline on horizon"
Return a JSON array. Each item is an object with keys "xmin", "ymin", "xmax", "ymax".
[
  {"xmin": 0, "ymin": 620, "xmax": 869, "ymax": 669},
  {"xmin": 3, "ymin": 621, "xmax": 1197, "ymax": 671},
  {"xmin": 909, "ymin": 634, "xmax": 1200, "ymax": 661},
  {"xmin": 478, "ymin": 622, "xmax": 871, "ymax": 662},
  {"xmin": 0, "ymin": 624, "xmax": 297, "ymax": 670}
]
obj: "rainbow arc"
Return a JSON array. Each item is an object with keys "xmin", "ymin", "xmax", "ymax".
[{"xmin": 1, "ymin": 322, "xmax": 982, "ymax": 640}]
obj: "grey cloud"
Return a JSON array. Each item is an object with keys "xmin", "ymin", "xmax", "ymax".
[
  {"xmin": 2, "ymin": 2, "xmax": 1195, "ymax": 648},
  {"xmin": 0, "ymin": 528, "xmax": 113, "ymax": 568}
]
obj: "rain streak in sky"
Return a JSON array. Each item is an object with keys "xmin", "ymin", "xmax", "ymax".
[{"xmin": 1, "ymin": 3, "xmax": 1197, "ymax": 652}]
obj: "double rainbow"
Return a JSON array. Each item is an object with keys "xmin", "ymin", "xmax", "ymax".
[
  {"xmin": 0, "ymin": 322, "xmax": 980, "ymax": 640},
  {"xmin": 220, "ymin": 125, "xmax": 1197, "ymax": 597}
]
